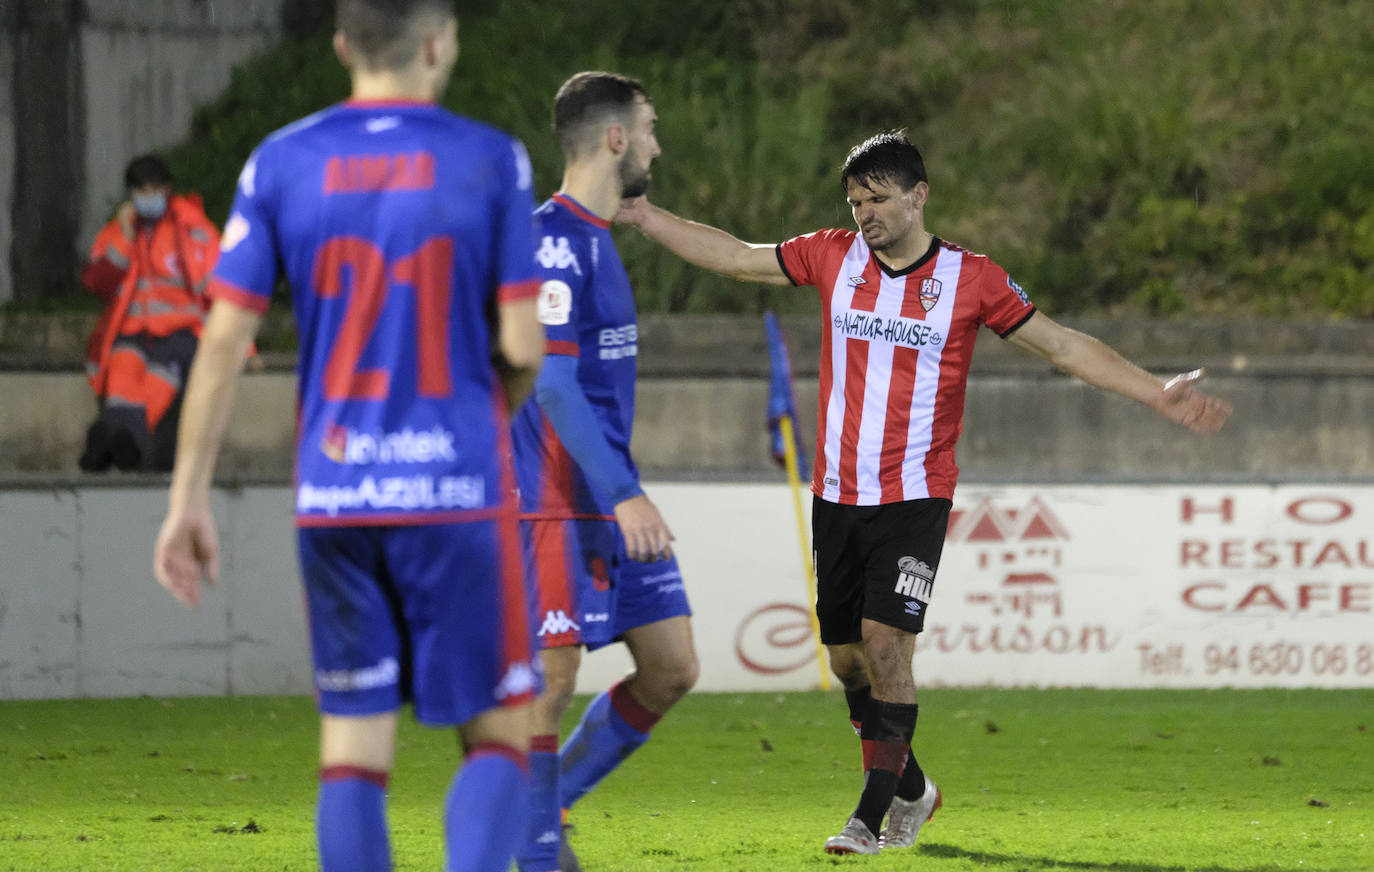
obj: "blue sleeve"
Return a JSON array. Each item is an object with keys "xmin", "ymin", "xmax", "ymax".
[
  {"xmin": 207, "ymin": 146, "xmax": 279, "ymax": 311},
  {"xmin": 534, "ymin": 355, "xmax": 643, "ymax": 506},
  {"xmin": 495, "ymin": 138, "xmax": 540, "ymax": 303}
]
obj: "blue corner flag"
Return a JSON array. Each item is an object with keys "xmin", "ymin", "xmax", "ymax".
[{"xmin": 764, "ymin": 311, "xmax": 807, "ymax": 471}]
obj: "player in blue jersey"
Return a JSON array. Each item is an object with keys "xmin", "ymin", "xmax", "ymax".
[
  {"xmin": 152, "ymin": 3, "xmax": 544, "ymax": 871},
  {"xmin": 510, "ymin": 72, "xmax": 698, "ymax": 872}
]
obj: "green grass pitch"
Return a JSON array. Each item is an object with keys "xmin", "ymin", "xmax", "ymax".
[{"xmin": 2, "ymin": 689, "xmax": 1370, "ymax": 871}]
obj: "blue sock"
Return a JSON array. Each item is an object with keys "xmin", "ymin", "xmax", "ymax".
[
  {"xmin": 559, "ymin": 681, "xmax": 656, "ymax": 809},
  {"xmin": 517, "ymin": 735, "xmax": 561, "ymax": 872},
  {"xmin": 445, "ymin": 743, "xmax": 529, "ymax": 872},
  {"xmin": 317, "ymin": 767, "xmax": 390, "ymax": 872}
]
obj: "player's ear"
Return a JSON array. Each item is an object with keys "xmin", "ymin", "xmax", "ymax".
[
  {"xmin": 606, "ymin": 123, "xmax": 628, "ymax": 156},
  {"xmin": 912, "ymin": 180, "xmax": 929, "ymax": 211},
  {"xmin": 332, "ymin": 30, "xmax": 352, "ymax": 69}
]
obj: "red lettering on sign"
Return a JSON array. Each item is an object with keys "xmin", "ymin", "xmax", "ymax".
[
  {"xmin": 1182, "ymin": 582, "xmax": 1224, "ymax": 611},
  {"xmin": 1286, "ymin": 497, "xmax": 1353, "ymax": 525},
  {"xmin": 1181, "ymin": 497, "xmax": 1234, "ymax": 524}
]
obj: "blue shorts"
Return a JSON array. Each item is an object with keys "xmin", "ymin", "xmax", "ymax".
[
  {"xmin": 612, "ymin": 553, "xmax": 692, "ymax": 641},
  {"xmin": 522, "ymin": 518, "xmax": 619, "ymax": 649},
  {"xmin": 297, "ymin": 520, "xmax": 537, "ymax": 726}
]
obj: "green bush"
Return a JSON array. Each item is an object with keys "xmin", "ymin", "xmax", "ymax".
[{"xmin": 165, "ymin": 0, "xmax": 1374, "ymax": 318}]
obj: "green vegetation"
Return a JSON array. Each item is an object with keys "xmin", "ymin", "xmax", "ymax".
[
  {"xmin": 2, "ymin": 689, "xmax": 1370, "ymax": 870},
  {"xmin": 161, "ymin": 0, "xmax": 1374, "ymax": 318}
]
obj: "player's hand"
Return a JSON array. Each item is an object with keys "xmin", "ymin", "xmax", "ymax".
[
  {"xmin": 115, "ymin": 201, "xmax": 136, "ymax": 240},
  {"xmin": 1158, "ymin": 368, "xmax": 1232, "ymax": 434},
  {"xmin": 614, "ymin": 493, "xmax": 675, "ymax": 562},
  {"xmin": 612, "ymin": 196, "xmax": 650, "ymax": 226},
  {"xmin": 153, "ymin": 499, "xmax": 221, "ymax": 609}
]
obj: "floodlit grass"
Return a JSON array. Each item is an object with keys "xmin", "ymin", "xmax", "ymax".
[{"xmin": 2, "ymin": 690, "xmax": 1370, "ymax": 870}]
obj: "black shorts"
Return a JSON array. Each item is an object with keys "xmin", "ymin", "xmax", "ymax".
[{"xmin": 812, "ymin": 495, "xmax": 952, "ymax": 644}]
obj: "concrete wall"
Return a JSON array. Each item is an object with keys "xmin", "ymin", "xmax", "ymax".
[
  {"xmin": 3, "ymin": 316, "xmax": 1373, "ymax": 481},
  {"xmin": 0, "ymin": 14, "xmax": 14, "ymax": 305},
  {"xmin": 0, "ymin": 0, "xmax": 283, "ymax": 304},
  {"xmin": 78, "ymin": 0, "xmax": 282, "ymax": 245}
]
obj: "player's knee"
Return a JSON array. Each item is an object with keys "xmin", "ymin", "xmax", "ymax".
[
  {"xmin": 642, "ymin": 653, "xmax": 698, "ymax": 707},
  {"xmin": 537, "ymin": 666, "xmax": 579, "ymax": 720},
  {"xmin": 862, "ymin": 631, "xmax": 914, "ymax": 679},
  {"xmin": 827, "ymin": 645, "xmax": 867, "ymax": 686}
]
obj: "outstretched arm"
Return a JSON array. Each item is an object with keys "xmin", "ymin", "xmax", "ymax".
[
  {"xmin": 154, "ymin": 299, "xmax": 261, "ymax": 608},
  {"xmin": 615, "ymin": 197, "xmax": 791, "ymax": 285},
  {"xmin": 1008, "ymin": 312, "xmax": 1232, "ymax": 433}
]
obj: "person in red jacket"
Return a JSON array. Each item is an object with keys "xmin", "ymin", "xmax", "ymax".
[{"xmin": 79, "ymin": 154, "xmax": 220, "ymax": 472}]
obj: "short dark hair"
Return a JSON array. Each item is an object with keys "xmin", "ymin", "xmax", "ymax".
[
  {"xmin": 840, "ymin": 130, "xmax": 927, "ymax": 195},
  {"xmin": 124, "ymin": 154, "xmax": 173, "ymax": 190},
  {"xmin": 553, "ymin": 71, "xmax": 649, "ymax": 157},
  {"xmin": 336, "ymin": 0, "xmax": 453, "ymax": 71}
]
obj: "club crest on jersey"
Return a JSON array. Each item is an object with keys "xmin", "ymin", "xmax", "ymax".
[
  {"xmin": 538, "ymin": 279, "xmax": 572, "ymax": 326},
  {"xmin": 919, "ymin": 278, "xmax": 943, "ymax": 312},
  {"xmin": 895, "ymin": 555, "xmax": 935, "ymax": 602}
]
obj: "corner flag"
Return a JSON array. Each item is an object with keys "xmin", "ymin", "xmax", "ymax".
[
  {"xmin": 765, "ymin": 312, "xmax": 807, "ymax": 471},
  {"xmin": 763, "ymin": 311, "xmax": 829, "ymax": 690}
]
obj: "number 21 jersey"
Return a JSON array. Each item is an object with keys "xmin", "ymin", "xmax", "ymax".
[{"xmin": 208, "ymin": 100, "xmax": 540, "ymax": 525}]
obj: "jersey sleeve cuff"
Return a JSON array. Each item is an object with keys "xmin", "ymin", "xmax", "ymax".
[
  {"xmin": 997, "ymin": 307, "xmax": 1037, "ymax": 339},
  {"xmin": 546, "ymin": 339, "xmax": 580, "ymax": 357},
  {"xmin": 498, "ymin": 278, "xmax": 541, "ymax": 304},
  {"xmin": 206, "ymin": 276, "xmax": 271, "ymax": 314},
  {"xmin": 775, "ymin": 245, "xmax": 801, "ymax": 286}
]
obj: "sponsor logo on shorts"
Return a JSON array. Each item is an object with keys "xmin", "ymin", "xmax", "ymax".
[
  {"xmin": 905, "ymin": 600, "xmax": 924, "ymax": 616},
  {"xmin": 538, "ymin": 609, "xmax": 581, "ymax": 636},
  {"xmin": 583, "ymin": 612, "xmax": 610, "ymax": 624},
  {"xmin": 315, "ymin": 657, "xmax": 399, "ymax": 693},
  {"xmin": 895, "ymin": 556, "xmax": 935, "ymax": 602}
]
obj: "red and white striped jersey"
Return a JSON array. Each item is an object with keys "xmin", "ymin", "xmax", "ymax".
[{"xmin": 776, "ymin": 230, "xmax": 1035, "ymax": 506}]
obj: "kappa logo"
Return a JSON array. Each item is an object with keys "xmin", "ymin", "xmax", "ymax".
[
  {"xmin": 848, "ymin": 275, "xmax": 868, "ymax": 287},
  {"xmin": 538, "ymin": 609, "xmax": 581, "ymax": 636},
  {"xmin": 494, "ymin": 661, "xmax": 538, "ymax": 699},
  {"xmin": 536, "ymin": 235, "xmax": 581, "ymax": 274},
  {"xmin": 365, "ymin": 116, "xmax": 401, "ymax": 133},
  {"xmin": 919, "ymin": 277, "xmax": 942, "ymax": 312},
  {"xmin": 895, "ymin": 556, "xmax": 935, "ymax": 602},
  {"xmin": 221, "ymin": 213, "xmax": 250, "ymax": 253}
]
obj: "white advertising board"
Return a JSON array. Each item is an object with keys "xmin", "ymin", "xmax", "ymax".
[
  {"xmin": 580, "ymin": 484, "xmax": 1372, "ymax": 692},
  {"xmin": 2, "ymin": 483, "xmax": 1370, "ymax": 699}
]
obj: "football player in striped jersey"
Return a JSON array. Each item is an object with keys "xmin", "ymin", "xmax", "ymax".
[{"xmin": 616, "ymin": 129, "xmax": 1231, "ymax": 855}]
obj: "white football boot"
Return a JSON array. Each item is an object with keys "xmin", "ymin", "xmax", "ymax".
[
  {"xmin": 823, "ymin": 817, "xmax": 881, "ymax": 855},
  {"xmin": 880, "ymin": 775, "xmax": 942, "ymax": 849}
]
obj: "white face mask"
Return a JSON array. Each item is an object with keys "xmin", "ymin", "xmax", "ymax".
[{"xmin": 133, "ymin": 192, "xmax": 167, "ymax": 220}]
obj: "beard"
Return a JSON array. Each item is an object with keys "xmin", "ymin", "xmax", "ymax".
[{"xmin": 619, "ymin": 149, "xmax": 652, "ymax": 198}]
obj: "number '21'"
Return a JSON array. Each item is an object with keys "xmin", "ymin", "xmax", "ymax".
[{"xmin": 312, "ymin": 236, "xmax": 452, "ymax": 400}]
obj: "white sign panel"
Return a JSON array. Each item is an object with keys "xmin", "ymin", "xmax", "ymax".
[{"xmin": 579, "ymin": 484, "xmax": 1374, "ymax": 692}]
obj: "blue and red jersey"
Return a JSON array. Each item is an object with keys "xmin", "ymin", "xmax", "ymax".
[
  {"xmin": 208, "ymin": 100, "xmax": 540, "ymax": 525},
  {"xmin": 511, "ymin": 194, "xmax": 641, "ymax": 519}
]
